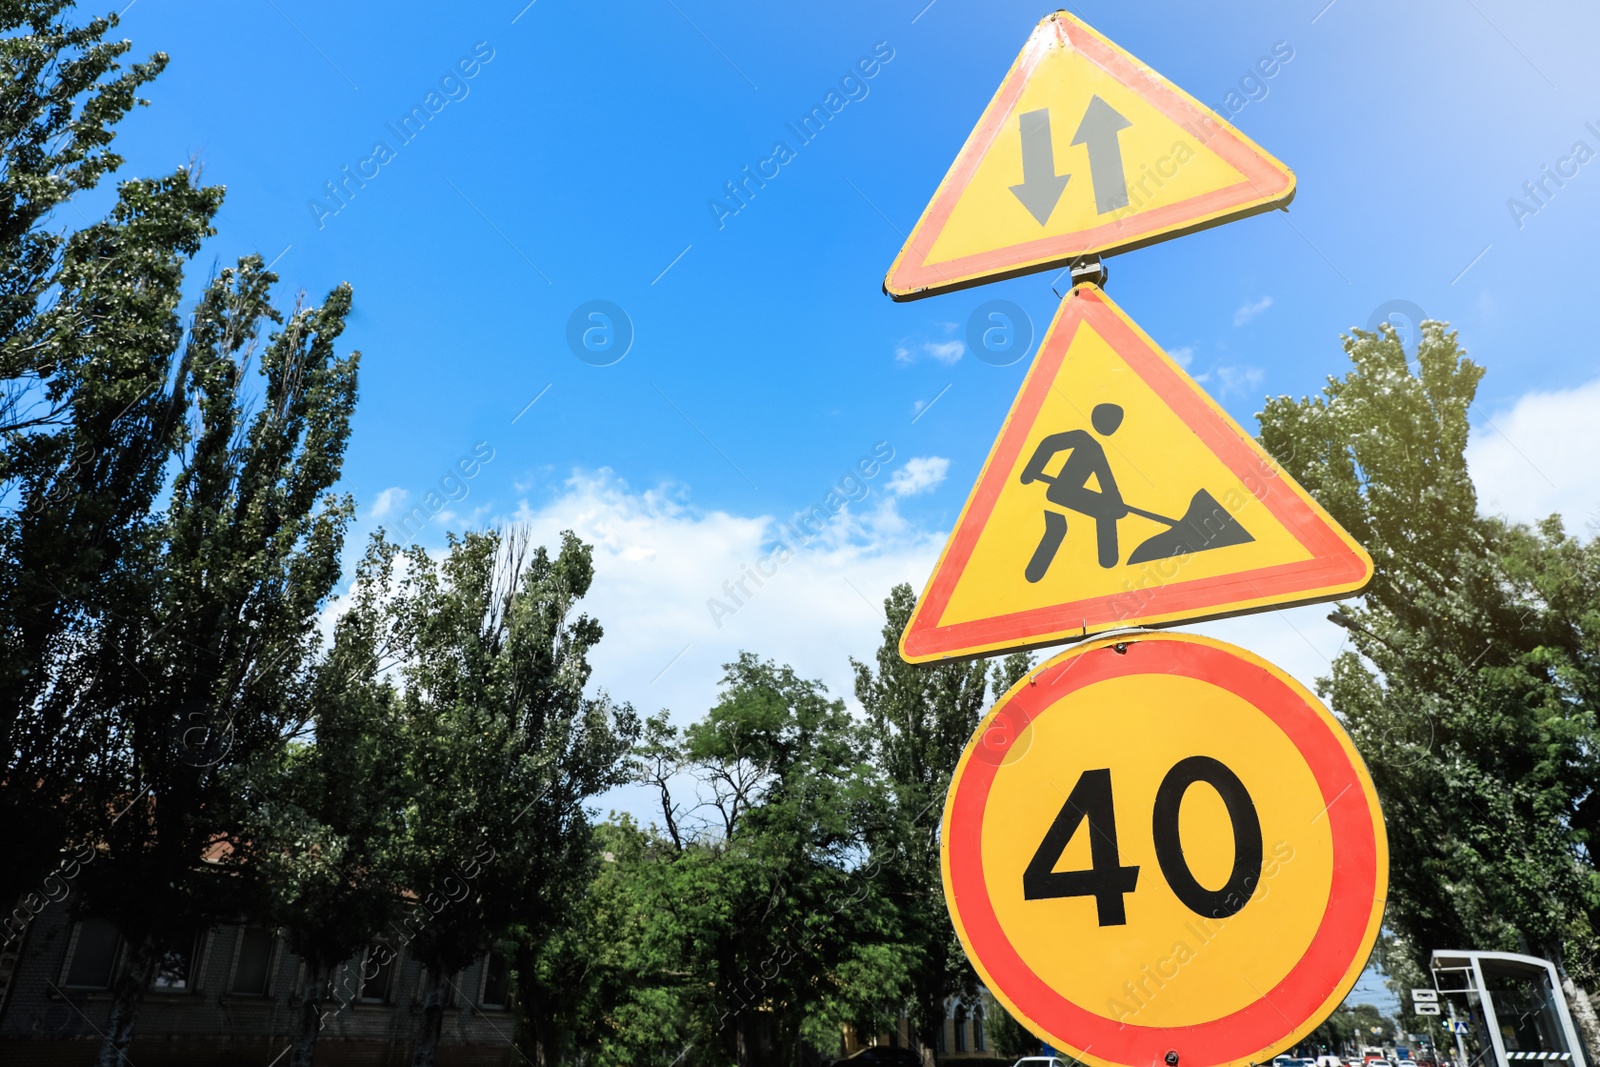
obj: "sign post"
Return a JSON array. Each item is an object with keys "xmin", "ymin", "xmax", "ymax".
[
  {"xmin": 1447, "ymin": 1006, "xmax": 1469, "ymax": 1067},
  {"xmin": 882, "ymin": 9, "xmax": 1387, "ymax": 1067}
]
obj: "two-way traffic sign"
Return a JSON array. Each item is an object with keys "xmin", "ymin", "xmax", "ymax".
[{"xmin": 885, "ymin": 11, "xmax": 1295, "ymax": 299}]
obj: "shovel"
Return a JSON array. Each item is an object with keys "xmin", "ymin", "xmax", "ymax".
[{"xmin": 1123, "ymin": 489, "xmax": 1254, "ymax": 564}]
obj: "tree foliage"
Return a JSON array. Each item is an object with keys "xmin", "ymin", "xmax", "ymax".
[
  {"xmin": 254, "ymin": 536, "xmax": 411, "ymax": 1067},
  {"xmin": 1259, "ymin": 322, "xmax": 1600, "ymax": 1056},
  {"xmin": 334, "ymin": 528, "xmax": 641, "ymax": 1067},
  {"xmin": 548, "ymin": 654, "xmax": 913, "ymax": 1067},
  {"xmin": 71, "ymin": 261, "xmax": 359, "ymax": 1067},
  {"xmin": 1306, "ymin": 1001, "xmax": 1395, "ymax": 1055},
  {"xmin": 0, "ymin": 110, "xmax": 228, "ymax": 917},
  {"xmin": 852, "ymin": 583, "xmax": 994, "ymax": 1061}
]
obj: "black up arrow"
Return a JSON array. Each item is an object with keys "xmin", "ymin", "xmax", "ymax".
[
  {"xmin": 1071, "ymin": 95, "xmax": 1133, "ymax": 214},
  {"xmin": 1008, "ymin": 108, "xmax": 1071, "ymax": 225}
]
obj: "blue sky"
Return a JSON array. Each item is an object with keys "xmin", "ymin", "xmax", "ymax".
[
  {"xmin": 107, "ymin": 0, "xmax": 1600, "ymax": 531},
  {"xmin": 89, "ymin": 0, "xmax": 1600, "ymax": 1000},
  {"xmin": 98, "ymin": 0, "xmax": 1600, "ymax": 766}
]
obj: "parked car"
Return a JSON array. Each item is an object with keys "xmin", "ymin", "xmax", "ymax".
[{"xmin": 1011, "ymin": 1059, "xmax": 1074, "ymax": 1067}]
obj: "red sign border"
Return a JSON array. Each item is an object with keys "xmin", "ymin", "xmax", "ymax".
[
  {"xmin": 900, "ymin": 284, "xmax": 1371, "ymax": 662},
  {"xmin": 885, "ymin": 12, "xmax": 1296, "ymax": 300},
  {"xmin": 943, "ymin": 632, "xmax": 1386, "ymax": 1066}
]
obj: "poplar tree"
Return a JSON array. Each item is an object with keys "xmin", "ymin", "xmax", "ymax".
[
  {"xmin": 851, "ymin": 583, "xmax": 1017, "ymax": 1064},
  {"xmin": 0, "ymin": 2, "xmax": 221, "ymax": 913},
  {"xmin": 252, "ymin": 537, "xmax": 412, "ymax": 1067},
  {"xmin": 343, "ymin": 528, "xmax": 639, "ymax": 1067},
  {"xmin": 1257, "ymin": 321, "xmax": 1600, "ymax": 1059},
  {"xmin": 73, "ymin": 263, "xmax": 360, "ymax": 1067}
]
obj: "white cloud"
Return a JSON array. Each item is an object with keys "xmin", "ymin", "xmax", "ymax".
[
  {"xmin": 894, "ymin": 335, "xmax": 966, "ymax": 365},
  {"xmin": 1233, "ymin": 296, "xmax": 1273, "ymax": 327},
  {"xmin": 1214, "ymin": 365, "xmax": 1265, "ymax": 397},
  {"xmin": 1467, "ymin": 376, "xmax": 1600, "ymax": 529},
  {"xmin": 1191, "ymin": 603, "xmax": 1348, "ymax": 698},
  {"xmin": 369, "ymin": 487, "xmax": 406, "ymax": 520},
  {"xmin": 332, "ymin": 460, "xmax": 1384, "ymax": 827},
  {"xmin": 887, "ymin": 456, "xmax": 950, "ymax": 497},
  {"xmin": 501, "ymin": 468, "xmax": 942, "ymax": 725},
  {"xmin": 1169, "ymin": 346, "xmax": 1194, "ymax": 368}
]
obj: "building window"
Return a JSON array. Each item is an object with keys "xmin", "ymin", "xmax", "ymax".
[
  {"xmin": 232, "ymin": 928, "xmax": 274, "ymax": 995},
  {"xmin": 151, "ymin": 932, "xmax": 200, "ymax": 993},
  {"xmin": 64, "ymin": 919, "xmax": 121, "ymax": 989},
  {"xmin": 481, "ymin": 949, "xmax": 510, "ymax": 1009},
  {"xmin": 974, "ymin": 1006, "xmax": 986, "ymax": 1052},
  {"xmin": 359, "ymin": 943, "xmax": 395, "ymax": 1003},
  {"xmin": 442, "ymin": 971, "xmax": 461, "ymax": 1007},
  {"xmin": 955, "ymin": 1007, "xmax": 968, "ymax": 1052}
]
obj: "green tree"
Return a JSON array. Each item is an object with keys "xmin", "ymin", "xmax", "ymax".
[
  {"xmin": 1257, "ymin": 321, "xmax": 1600, "ymax": 1058},
  {"xmin": 352, "ymin": 527, "xmax": 639, "ymax": 1067},
  {"xmin": 1306, "ymin": 1000, "xmax": 1383, "ymax": 1056},
  {"xmin": 0, "ymin": 0, "xmax": 223, "ymax": 910},
  {"xmin": 852, "ymin": 583, "xmax": 1029, "ymax": 1064},
  {"xmin": 72, "ymin": 262, "xmax": 359, "ymax": 1067},
  {"xmin": 251, "ymin": 536, "xmax": 413, "ymax": 1067},
  {"xmin": 696, "ymin": 655, "xmax": 908, "ymax": 1066},
  {"xmin": 511, "ymin": 815, "xmax": 688, "ymax": 1067},
  {"xmin": 592, "ymin": 656, "xmax": 908, "ymax": 1067},
  {"xmin": 1351, "ymin": 1003, "xmax": 1396, "ymax": 1047},
  {"xmin": 0, "ymin": 0, "xmax": 168, "ymax": 437}
]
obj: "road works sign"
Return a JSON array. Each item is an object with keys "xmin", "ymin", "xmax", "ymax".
[
  {"xmin": 942, "ymin": 631, "xmax": 1388, "ymax": 1067},
  {"xmin": 884, "ymin": 11, "xmax": 1296, "ymax": 300},
  {"xmin": 898, "ymin": 284, "xmax": 1371, "ymax": 663}
]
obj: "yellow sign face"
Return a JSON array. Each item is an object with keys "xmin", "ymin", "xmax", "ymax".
[
  {"xmin": 899, "ymin": 284, "xmax": 1371, "ymax": 664},
  {"xmin": 885, "ymin": 12, "xmax": 1295, "ymax": 300},
  {"xmin": 943, "ymin": 632, "xmax": 1387, "ymax": 1067}
]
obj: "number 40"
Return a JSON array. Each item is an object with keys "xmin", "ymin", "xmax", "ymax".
[{"xmin": 1022, "ymin": 757, "xmax": 1263, "ymax": 926}]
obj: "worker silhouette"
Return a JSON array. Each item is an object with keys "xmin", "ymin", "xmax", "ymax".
[{"xmin": 1019, "ymin": 403, "xmax": 1128, "ymax": 581}]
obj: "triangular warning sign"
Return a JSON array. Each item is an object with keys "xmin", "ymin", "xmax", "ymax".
[
  {"xmin": 900, "ymin": 284, "xmax": 1371, "ymax": 663},
  {"xmin": 884, "ymin": 12, "xmax": 1296, "ymax": 301}
]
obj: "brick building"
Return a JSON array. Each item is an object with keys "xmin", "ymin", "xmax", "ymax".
[{"xmin": 0, "ymin": 895, "xmax": 517, "ymax": 1066}]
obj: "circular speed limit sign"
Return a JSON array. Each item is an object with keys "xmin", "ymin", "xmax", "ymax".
[{"xmin": 943, "ymin": 631, "xmax": 1387, "ymax": 1067}]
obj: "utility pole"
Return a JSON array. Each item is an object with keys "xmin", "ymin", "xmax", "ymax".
[{"xmin": 1446, "ymin": 1002, "xmax": 1468, "ymax": 1067}]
